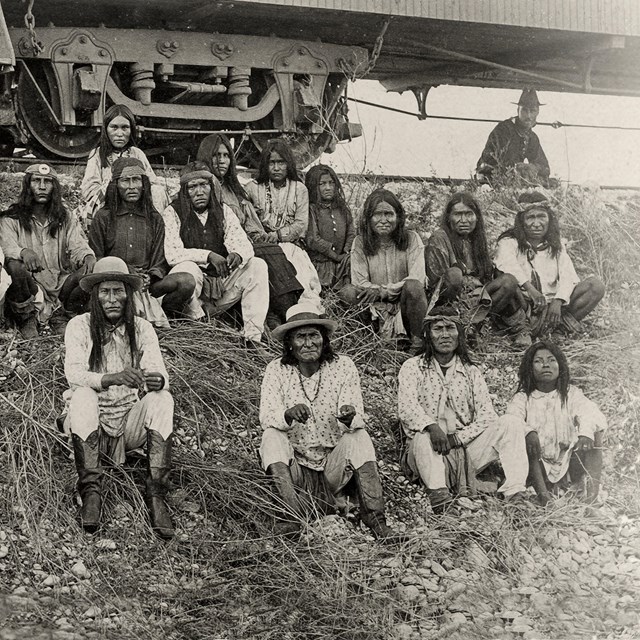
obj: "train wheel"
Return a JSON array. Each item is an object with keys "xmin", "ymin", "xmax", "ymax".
[{"xmin": 16, "ymin": 61, "xmax": 99, "ymax": 159}]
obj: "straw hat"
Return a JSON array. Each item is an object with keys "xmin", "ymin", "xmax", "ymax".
[
  {"xmin": 80, "ymin": 256, "xmax": 143, "ymax": 292},
  {"xmin": 271, "ymin": 302, "xmax": 337, "ymax": 342}
]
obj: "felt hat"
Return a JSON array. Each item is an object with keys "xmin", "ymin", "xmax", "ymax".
[
  {"xmin": 111, "ymin": 157, "xmax": 146, "ymax": 181},
  {"xmin": 80, "ymin": 256, "xmax": 143, "ymax": 292},
  {"xmin": 25, "ymin": 163, "xmax": 58, "ymax": 179},
  {"xmin": 271, "ymin": 302, "xmax": 337, "ymax": 342},
  {"xmin": 513, "ymin": 89, "xmax": 544, "ymax": 107}
]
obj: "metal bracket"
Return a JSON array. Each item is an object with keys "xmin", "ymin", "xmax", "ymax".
[{"xmin": 411, "ymin": 85, "xmax": 432, "ymax": 120}]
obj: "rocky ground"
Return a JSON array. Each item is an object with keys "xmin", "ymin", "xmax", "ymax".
[{"xmin": 0, "ymin": 172, "xmax": 639, "ymax": 639}]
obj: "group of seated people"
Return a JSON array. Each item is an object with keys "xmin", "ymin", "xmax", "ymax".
[{"xmin": 0, "ymin": 103, "xmax": 607, "ymax": 541}]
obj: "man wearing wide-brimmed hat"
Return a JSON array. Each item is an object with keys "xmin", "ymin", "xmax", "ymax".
[
  {"xmin": 476, "ymin": 89, "xmax": 550, "ymax": 185},
  {"xmin": 398, "ymin": 306, "xmax": 536, "ymax": 512},
  {"xmin": 0, "ymin": 163, "xmax": 96, "ymax": 338},
  {"xmin": 63, "ymin": 256, "xmax": 175, "ymax": 538},
  {"xmin": 259, "ymin": 302, "xmax": 401, "ymax": 541}
]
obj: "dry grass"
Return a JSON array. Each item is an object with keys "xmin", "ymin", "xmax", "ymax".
[{"xmin": 0, "ymin": 176, "xmax": 639, "ymax": 639}]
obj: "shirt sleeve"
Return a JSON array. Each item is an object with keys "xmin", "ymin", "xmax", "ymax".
[
  {"xmin": 476, "ymin": 123, "xmax": 503, "ymax": 174},
  {"xmin": 527, "ymin": 133, "xmax": 550, "ymax": 179},
  {"xmin": 65, "ymin": 214, "xmax": 94, "ymax": 267},
  {"xmin": 554, "ymin": 245, "xmax": 580, "ymax": 303},
  {"xmin": 88, "ymin": 210, "xmax": 109, "ymax": 259},
  {"xmin": 161, "ymin": 205, "xmax": 211, "ymax": 266},
  {"xmin": 239, "ymin": 199, "xmax": 269, "ymax": 243},
  {"xmin": 223, "ymin": 204, "xmax": 254, "ymax": 263},
  {"xmin": 337, "ymin": 357, "xmax": 367, "ymax": 431},
  {"xmin": 259, "ymin": 361, "xmax": 293, "ymax": 432},
  {"xmin": 343, "ymin": 207, "xmax": 356, "ymax": 253},
  {"xmin": 407, "ymin": 231, "xmax": 427, "ymax": 285},
  {"xmin": 425, "ymin": 229, "xmax": 454, "ymax": 282},
  {"xmin": 350, "ymin": 236, "xmax": 378, "ymax": 290},
  {"xmin": 456, "ymin": 366, "xmax": 498, "ymax": 445},
  {"xmin": 398, "ymin": 358, "xmax": 437, "ymax": 433},
  {"xmin": 138, "ymin": 319, "xmax": 170, "ymax": 390},
  {"xmin": 494, "ymin": 237, "xmax": 530, "ymax": 286},
  {"xmin": 147, "ymin": 215, "xmax": 168, "ymax": 282},
  {"xmin": 64, "ymin": 316, "xmax": 105, "ymax": 390},
  {"xmin": 569, "ymin": 386, "xmax": 607, "ymax": 440},
  {"xmin": 305, "ymin": 206, "xmax": 340, "ymax": 261},
  {"xmin": 277, "ymin": 182, "xmax": 309, "ymax": 243},
  {"xmin": 0, "ymin": 217, "xmax": 25, "ymax": 261},
  {"xmin": 80, "ymin": 149, "xmax": 106, "ymax": 204}
]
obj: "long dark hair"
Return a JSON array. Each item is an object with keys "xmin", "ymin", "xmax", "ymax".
[
  {"xmin": 497, "ymin": 198, "xmax": 562, "ymax": 258},
  {"xmin": 1, "ymin": 173, "xmax": 68, "ymax": 237},
  {"xmin": 104, "ymin": 173, "xmax": 155, "ymax": 217},
  {"xmin": 88, "ymin": 282, "xmax": 138, "ymax": 372},
  {"xmin": 442, "ymin": 192, "xmax": 493, "ymax": 281},
  {"xmin": 516, "ymin": 339, "xmax": 570, "ymax": 406},
  {"xmin": 171, "ymin": 160, "xmax": 225, "ymax": 241},
  {"xmin": 305, "ymin": 164, "xmax": 348, "ymax": 210},
  {"xmin": 196, "ymin": 133, "xmax": 251, "ymax": 202},
  {"xmin": 421, "ymin": 307, "xmax": 473, "ymax": 366},
  {"xmin": 280, "ymin": 325, "xmax": 336, "ymax": 366},
  {"xmin": 256, "ymin": 139, "xmax": 300, "ymax": 184},
  {"xmin": 359, "ymin": 189, "xmax": 409, "ymax": 256},
  {"xmin": 97, "ymin": 104, "xmax": 138, "ymax": 167}
]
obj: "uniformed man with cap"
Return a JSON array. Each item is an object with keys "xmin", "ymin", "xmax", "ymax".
[
  {"xmin": 476, "ymin": 89, "xmax": 550, "ymax": 185},
  {"xmin": 0, "ymin": 163, "xmax": 96, "ymax": 338}
]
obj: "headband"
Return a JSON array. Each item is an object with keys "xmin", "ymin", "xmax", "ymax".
[
  {"xmin": 423, "ymin": 314, "xmax": 462, "ymax": 326},
  {"xmin": 180, "ymin": 170, "xmax": 213, "ymax": 185},
  {"xmin": 26, "ymin": 163, "xmax": 58, "ymax": 179},
  {"xmin": 115, "ymin": 165, "xmax": 145, "ymax": 180}
]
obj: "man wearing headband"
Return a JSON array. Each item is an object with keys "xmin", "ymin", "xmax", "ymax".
[
  {"xmin": 398, "ymin": 307, "xmax": 530, "ymax": 513},
  {"xmin": 495, "ymin": 191, "xmax": 604, "ymax": 337},
  {"xmin": 88, "ymin": 157, "xmax": 196, "ymax": 323},
  {"xmin": 64, "ymin": 256, "xmax": 175, "ymax": 538},
  {"xmin": 259, "ymin": 303, "xmax": 402, "ymax": 541},
  {"xmin": 0, "ymin": 163, "xmax": 96, "ymax": 338},
  {"xmin": 160, "ymin": 161, "xmax": 269, "ymax": 345},
  {"xmin": 476, "ymin": 89, "xmax": 550, "ymax": 185}
]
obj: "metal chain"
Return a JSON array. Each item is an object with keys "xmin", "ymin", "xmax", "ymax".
[
  {"xmin": 339, "ymin": 16, "xmax": 392, "ymax": 81},
  {"xmin": 24, "ymin": 0, "xmax": 43, "ymax": 56}
]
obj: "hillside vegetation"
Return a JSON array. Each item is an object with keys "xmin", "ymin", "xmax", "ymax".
[{"xmin": 0, "ymin": 172, "xmax": 639, "ymax": 640}]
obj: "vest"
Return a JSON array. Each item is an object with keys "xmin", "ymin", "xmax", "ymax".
[{"xmin": 174, "ymin": 201, "xmax": 228, "ymax": 259}]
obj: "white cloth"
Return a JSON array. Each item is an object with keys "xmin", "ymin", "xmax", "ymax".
[
  {"xmin": 64, "ymin": 313, "xmax": 169, "ymax": 438},
  {"xmin": 278, "ymin": 242, "xmax": 323, "ymax": 308},
  {"xmin": 259, "ymin": 355, "xmax": 367, "ymax": 470},
  {"xmin": 404, "ymin": 417, "xmax": 528, "ymax": 496},
  {"xmin": 504, "ymin": 387, "xmax": 607, "ymax": 483},
  {"xmin": 170, "ymin": 257, "xmax": 268, "ymax": 340},
  {"xmin": 494, "ymin": 237, "xmax": 580, "ymax": 303}
]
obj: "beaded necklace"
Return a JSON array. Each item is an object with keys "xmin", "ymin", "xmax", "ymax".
[{"xmin": 296, "ymin": 363, "xmax": 323, "ymax": 406}]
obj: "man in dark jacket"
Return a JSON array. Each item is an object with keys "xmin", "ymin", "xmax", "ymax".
[{"xmin": 476, "ymin": 89, "xmax": 550, "ymax": 185}]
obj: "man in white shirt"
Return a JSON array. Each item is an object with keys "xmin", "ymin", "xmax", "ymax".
[
  {"xmin": 64, "ymin": 256, "xmax": 175, "ymax": 538},
  {"xmin": 161, "ymin": 162, "xmax": 269, "ymax": 345}
]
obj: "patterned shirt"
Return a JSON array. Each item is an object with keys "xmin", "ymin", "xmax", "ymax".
[
  {"xmin": 259, "ymin": 355, "xmax": 367, "ymax": 469},
  {"xmin": 398, "ymin": 355, "xmax": 497, "ymax": 445},
  {"xmin": 161, "ymin": 202, "xmax": 254, "ymax": 267},
  {"xmin": 64, "ymin": 313, "xmax": 169, "ymax": 437}
]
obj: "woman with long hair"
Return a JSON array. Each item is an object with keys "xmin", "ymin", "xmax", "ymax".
[
  {"xmin": 244, "ymin": 138, "xmax": 322, "ymax": 309},
  {"xmin": 341, "ymin": 188, "xmax": 428, "ymax": 353},
  {"xmin": 426, "ymin": 191, "xmax": 529, "ymax": 347},
  {"xmin": 304, "ymin": 164, "xmax": 355, "ymax": 291},
  {"xmin": 505, "ymin": 340, "xmax": 607, "ymax": 504},
  {"xmin": 495, "ymin": 191, "xmax": 604, "ymax": 337},
  {"xmin": 79, "ymin": 104, "xmax": 168, "ymax": 227}
]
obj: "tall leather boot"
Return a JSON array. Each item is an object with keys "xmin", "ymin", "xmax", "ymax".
[
  {"xmin": 502, "ymin": 308, "xmax": 532, "ymax": 349},
  {"xmin": 354, "ymin": 462, "xmax": 406, "ymax": 543},
  {"xmin": 146, "ymin": 430, "xmax": 175, "ymax": 539},
  {"xmin": 9, "ymin": 296, "xmax": 38, "ymax": 340},
  {"xmin": 71, "ymin": 431, "xmax": 102, "ymax": 534},
  {"xmin": 266, "ymin": 462, "xmax": 303, "ymax": 536}
]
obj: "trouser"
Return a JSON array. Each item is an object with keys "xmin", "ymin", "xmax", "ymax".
[
  {"xmin": 406, "ymin": 416, "xmax": 528, "ymax": 497},
  {"xmin": 278, "ymin": 243, "xmax": 323, "ymax": 309},
  {"xmin": 66, "ymin": 387, "xmax": 174, "ymax": 462},
  {"xmin": 170, "ymin": 257, "xmax": 269, "ymax": 341},
  {"xmin": 260, "ymin": 427, "xmax": 377, "ymax": 495}
]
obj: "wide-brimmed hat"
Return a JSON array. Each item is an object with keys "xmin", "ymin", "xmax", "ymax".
[
  {"xmin": 512, "ymin": 89, "xmax": 544, "ymax": 107},
  {"xmin": 271, "ymin": 302, "xmax": 337, "ymax": 342},
  {"xmin": 80, "ymin": 256, "xmax": 144, "ymax": 292}
]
